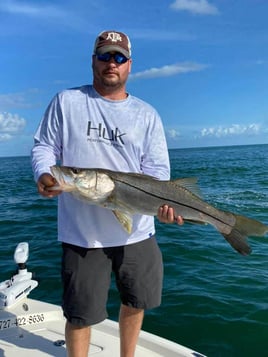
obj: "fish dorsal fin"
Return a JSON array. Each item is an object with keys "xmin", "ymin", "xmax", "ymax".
[
  {"xmin": 172, "ymin": 177, "xmax": 202, "ymax": 198},
  {"xmin": 113, "ymin": 210, "xmax": 133, "ymax": 234}
]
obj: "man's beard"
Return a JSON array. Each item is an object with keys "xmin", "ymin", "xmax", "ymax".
[
  {"xmin": 100, "ymin": 73, "xmax": 124, "ymax": 89},
  {"xmin": 93, "ymin": 65, "xmax": 127, "ymax": 91}
]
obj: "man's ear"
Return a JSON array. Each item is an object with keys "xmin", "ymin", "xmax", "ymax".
[{"xmin": 128, "ymin": 58, "xmax": 132, "ymax": 73}]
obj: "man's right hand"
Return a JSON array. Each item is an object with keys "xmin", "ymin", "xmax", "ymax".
[{"xmin": 37, "ymin": 173, "xmax": 62, "ymax": 198}]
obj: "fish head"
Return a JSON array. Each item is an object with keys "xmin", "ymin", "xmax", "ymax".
[{"xmin": 50, "ymin": 166, "xmax": 115, "ymax": 202}]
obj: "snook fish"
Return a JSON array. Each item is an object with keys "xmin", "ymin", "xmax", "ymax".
[{"xmin": 50, "ymin": 166, "xmax": 268, "ymax": 256}]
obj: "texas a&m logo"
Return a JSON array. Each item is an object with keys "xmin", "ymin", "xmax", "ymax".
[{"xmin": 105, "ymin": 32, "xmax": 123, "ymax": 43}]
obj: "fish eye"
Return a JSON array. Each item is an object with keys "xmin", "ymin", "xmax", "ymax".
[{"xmin": 71, "ymin": 168, "xmax": 80, "ymax": 174}]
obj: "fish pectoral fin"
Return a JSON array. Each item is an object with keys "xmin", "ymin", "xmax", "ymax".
[{"xmin": 113, "ymin": 210, "xmax": 133, "ymax": 234}]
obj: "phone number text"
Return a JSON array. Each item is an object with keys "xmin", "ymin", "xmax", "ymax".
[{"xmin": 0, "ymin": 314, "xmax": 45, "ymax": 330}]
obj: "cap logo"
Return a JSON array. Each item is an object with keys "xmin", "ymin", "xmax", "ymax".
[{"xmin": 106, "ymin": 32, "xmax": 123, "ymax": 43}]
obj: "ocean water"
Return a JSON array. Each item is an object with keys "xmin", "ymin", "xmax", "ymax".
[{"xmin": 0, "ymin": 144, "xmax": 268, "ymax": 356}]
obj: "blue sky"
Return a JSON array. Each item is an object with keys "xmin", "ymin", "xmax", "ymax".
[{"xmin": 0, "ymin": 0, "xmax": 268, "ymax": 156}]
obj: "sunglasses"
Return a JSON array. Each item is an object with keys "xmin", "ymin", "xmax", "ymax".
[{"xmin": 96, "ymin": 52, "xmax": 128, "ymax": 64}]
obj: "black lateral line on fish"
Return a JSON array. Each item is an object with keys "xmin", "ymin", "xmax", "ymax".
[
  {"xmin": 94, "ymin": 171, "xmax": 98, "ymax": 190},
  {"xmin": 114, "ymin": 178, "xmax": 230, "ymax": 227}
]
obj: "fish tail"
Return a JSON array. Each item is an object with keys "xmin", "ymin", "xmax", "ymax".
[{"xmin": 222, "ymin": 214, "xmax": 268, "ymax": 256}]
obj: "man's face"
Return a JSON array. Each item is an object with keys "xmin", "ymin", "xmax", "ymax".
[{"xmin": 92, "ymin": 52, "xmax": 132, "ymax": 91}]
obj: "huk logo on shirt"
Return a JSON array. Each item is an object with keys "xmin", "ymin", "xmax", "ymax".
[
  {"xmin": 106, "ymin": 32, "xmax": 123, "ymax": 43},
  {"xmin": 87, "ymin": 121, "xmax": 126, "ymax": 146}
]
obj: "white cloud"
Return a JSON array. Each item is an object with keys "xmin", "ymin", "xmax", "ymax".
[
  {"xmin": 130, "ymin": 62, "xmax": 207, "ymax": 80},
  {"xmin": 0, "ymin": 112, "xmax": 26, "ymax": 142},
  {"xmin": 0, "ymin": 0, "xmax": 65, "ymax": 18},
  {"xmin": 170, "ymin": 0, "xmax": 219, "ymax": 15},
  {"xmin": 0, "ymin": 1, "xmax": 91, "ymax": 32},
  {"xmin": 0, "ymin": 0, "xmax": 87, "ymax": 33},
  {"xmin": 0, "ymin": 93, "xmax": 29, "ymax": 109},
  {"xmin": 0, "ymin": 133, "xmax": 13, "ymax": 142},
  {"xmin": 0, "ymin": 89, "xmax": 39, "ymax": 110},
  {"xmin": 200, "ymin": 123, "xmax": 262, "ymax": 138},
  {"xmin": 167, "ymin": 129, "xmax": 181, "ymax": 139}
]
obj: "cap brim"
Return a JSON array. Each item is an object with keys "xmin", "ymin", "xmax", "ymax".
[{"xmin": 95, "ymin": 45, "xmax": 130, "ymax": 59}]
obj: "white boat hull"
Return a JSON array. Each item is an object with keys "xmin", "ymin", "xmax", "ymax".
[{"xmin": 0, "ymin": 297, "xmax": 206, "ymax": 356}]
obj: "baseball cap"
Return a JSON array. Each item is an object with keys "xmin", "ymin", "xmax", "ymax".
[{"xmin": 93, "ymin": 30, "xmax": 131, "ymax": 59}]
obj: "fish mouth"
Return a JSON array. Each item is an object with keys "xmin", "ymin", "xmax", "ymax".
[{"xmin": 50, "ymin": 166, "xmax": 75, "ymax": 191}]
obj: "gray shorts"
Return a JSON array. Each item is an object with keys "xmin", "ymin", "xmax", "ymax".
[{"xmin": 61, "ymin": 237, "xmax": 163, "ymax": 327}]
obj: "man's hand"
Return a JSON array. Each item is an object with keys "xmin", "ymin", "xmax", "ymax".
[
  {"xmin": 157, "ymin": 205, "xmax": 184, "ymax": 225},
  {"xmin": 37, "ymin": 173, "xmax": 62, "ymax": 198}
]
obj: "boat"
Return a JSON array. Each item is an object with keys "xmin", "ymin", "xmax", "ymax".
[{"xmin": 0, "ymin": 243, "xmax": 207, "ymax": 356}]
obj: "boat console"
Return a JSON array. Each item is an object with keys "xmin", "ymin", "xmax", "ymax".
[{"xmin": 0, "ymin": 243, "xmax": 38, "ymax": 309}]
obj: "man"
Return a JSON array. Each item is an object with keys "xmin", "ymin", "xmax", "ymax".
[{"xmin": 32, "ymin": 30, "xmax": 182, "ymax": 357}]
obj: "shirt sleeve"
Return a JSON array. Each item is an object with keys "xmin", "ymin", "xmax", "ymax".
[
  {"xmin": 31, "ymin": 94, "xmax": 63, "ymax": 181},
  {"xmin": 140, "ymin": 110, "xmax": 170, "ymax": 181}
]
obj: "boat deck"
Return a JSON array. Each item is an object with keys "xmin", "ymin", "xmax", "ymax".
[{"xmin": 0, "ymin": 298, "xmax": 206, "ymax": 357}]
